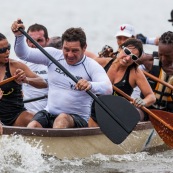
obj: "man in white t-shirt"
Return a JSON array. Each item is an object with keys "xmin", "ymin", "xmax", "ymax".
[
  {"xmin": 22, "ymin": 24, "xmax": 49, "ymax": 113},
  {"xmin": 12, "ymin": 19, "xmax": 112, "ymax": 128}
]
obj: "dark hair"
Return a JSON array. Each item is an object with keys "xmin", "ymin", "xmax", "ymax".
[
  {"xmin": 27, "ymin": 23, "xmax": 49, "ymax": 40},
  {"xmin": 120, "ymin": 38, "xmax": 143, "ymax": 58},
  {"xmin": 47, "ymin": 36, "xmax": 62, "ymax": 49},
  {"xmin": 159, "ymin": 31, "xmax": 173, "ymax": 45},
  {"xmin": 0, "ymin": 33, "xmax": 7, "ymax": 41},
  {"xmin": 119, "ymin": 38, "xmax": 143, "ymax": 70},
  {"xmin": 61, "ymin": 27, "xmax": 86, "ymax": 48}
]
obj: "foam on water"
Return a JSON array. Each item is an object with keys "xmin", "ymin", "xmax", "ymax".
[
  {"xmin": 0, "ymin": 135, "xmax": 55, "ymax": 173},
  {"xmin": 0, "ymin": 135, "xmax": 173, "ymax": 173},
  {"xmin": 47, "ymin": 151, "xmax": 173, "ymax": 173}
]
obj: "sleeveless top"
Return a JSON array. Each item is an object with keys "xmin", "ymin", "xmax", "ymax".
[
  {"xmin": 104, "ymin": 58, "xmax": 133, "ymax": 96},
  {"xmin": 91, "ymin": 58, "xmax": 133, "ymax": 122},
  {"xmin": 0, "ymin": 62, "xmax": 26, "ymax": 125}
]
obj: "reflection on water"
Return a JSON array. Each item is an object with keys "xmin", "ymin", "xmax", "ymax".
[{"xmin": 0, "ymin": 135, "xmax": 173, "ymax": 173}]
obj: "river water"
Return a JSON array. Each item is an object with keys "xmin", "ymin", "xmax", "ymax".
[
  {"xmin": 0, "ymin": 0, "xmax": 173, "ymax": 172},
  {"xmin": 0, "ymin": 134, "xmax": 173, "ymax": 173}
]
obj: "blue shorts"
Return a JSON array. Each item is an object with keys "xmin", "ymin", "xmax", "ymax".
[{"xmin": 31, "ymin": 110, "xmax": 88, "ymax": 128}]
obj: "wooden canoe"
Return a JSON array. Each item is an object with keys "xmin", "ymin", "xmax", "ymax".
[{"xmin": 0, "ymin": 121, "xmax": 167, "ymax": 159}]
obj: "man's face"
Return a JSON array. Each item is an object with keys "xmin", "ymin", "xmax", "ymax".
[
  {"xmin": 27, "ymin": 30, "xmax": 49, "ymax": 48},
  {"xmin": 63, "ymin": 41, "xmax": 86, "ymax": 65},
  {"xmin": 159, "ymin": 43, "xmax": 173, "ymax": 75},
  {"xmin": 116, "ymin": 36, "xmax": 129, "ymax": 46}
]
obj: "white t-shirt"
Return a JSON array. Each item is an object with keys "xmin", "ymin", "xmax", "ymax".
[
  {"xmin": 15, "ymin": 35, "xmax": 112, "ymax": 122},
  {"xmin": 22, "ymin": 61, "xmax": 48, "ymax": 113}
]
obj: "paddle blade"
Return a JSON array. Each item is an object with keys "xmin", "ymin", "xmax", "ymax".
[
  {"xmin": 149, "ymin": 109, "xmax": 173, "ymax": 148},
  {"xmin": 95, "ymin": 95, "xmax": 140, "ymax": 144}
]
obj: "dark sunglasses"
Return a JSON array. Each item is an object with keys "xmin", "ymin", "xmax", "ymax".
[
  {"xmin": 0, "ymin": 44, "xmax": 11, "ymax": 54},
  {"xmin": 122, "ymin": 46, "xmax": 138, "ymax": 61}
]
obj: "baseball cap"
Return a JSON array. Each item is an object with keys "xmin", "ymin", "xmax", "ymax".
[
  {"xmin": 115, "ymin": 24, "xmax": 135, "ymax": 37},
  {"xmin": 168, "ymin": 9, "xmax": 173, "ymax": 22}
]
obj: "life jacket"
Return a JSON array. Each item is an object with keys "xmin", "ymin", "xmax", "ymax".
[{"xmin": 148, "ymin": 58, "xmax": 173, "ymax": 110}]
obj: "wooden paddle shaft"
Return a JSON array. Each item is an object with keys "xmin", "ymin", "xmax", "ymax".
[
  {"xmin": 0, "ymin": 76, "xmax": 17, "ymax": 86},
  {"xmin": 143, "ymin": 70, "xmax": 173, "ymax": 90},
  {"xmin": 113, "ymin": 85, "xmax": 173, "ymax": 131}
]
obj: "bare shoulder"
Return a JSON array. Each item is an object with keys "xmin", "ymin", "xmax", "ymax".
[
  {"xmin": 131, "ymin": 67, "xmax": 146, "ymax": 80},
  {"xmin": 130, "ymin": 67, "xmax": 148, "ymax": 88},
  {"xmin": 9, "ymin": 59, "xmax": 28, "ymax": 70},
  {"xmin": 85, "ymin": 50, "xmax": 97, "ymax": 59},
  {"xmin": 96, "ymin": 57, "xmax": 113, "ymax": 67},
  {"xmin": 133, "ymin": 66, "xmax": 144, "ymax": 74}
]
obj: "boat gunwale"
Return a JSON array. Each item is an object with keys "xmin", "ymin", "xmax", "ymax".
[{"xmin": 2, "ymin": 121, "xmax": 153, "ymax": 137}]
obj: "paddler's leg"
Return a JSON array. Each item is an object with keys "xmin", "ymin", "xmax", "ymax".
[
  {"xmin": 88, "ymin": 117, "xmax": 99, "ymax": 127},
  {"xmin": 53, "ymin": 113, "xmax": 75, "ymax": 128},
  {"xmin": 13, "ymin": 110, "xmax": 35, "ymax": 127},
  {"xmin": 53, "ymin": 113, "xmax": 88, "ymax": 128},
  {"xmin": 27, "ymin": 110, "xmax": 50, "ymax": 128},
  {"xmin": 27, "ymin": 120, "xmax": 42, "ymax": 128}
]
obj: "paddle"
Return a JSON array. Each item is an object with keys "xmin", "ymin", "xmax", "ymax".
[
  {"xmin": 0, "ymin": 76, "xmax": 17, "ymax": 86},
  {"xmin": 113, "ymin": 85, "xmax": 173, "ymax": 148},
  {"xmin": 23, "ymin": 95, "xmax": 47, "ymax": 103},
  {"xmin": 17, "ymin": 27, "xmax": 140, "ymax": 144},
  {"xmin": 143, "ymin": 70, "xmax": 173, "ymax": 90},
  {"xmin": 148, "ymin": 109, "xmax": 173, "ymax": 148}
]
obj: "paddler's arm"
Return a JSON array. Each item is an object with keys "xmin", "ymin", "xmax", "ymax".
[{"xmin": 13, "ymin": 63, "xmax": 48, "ymax": 89}]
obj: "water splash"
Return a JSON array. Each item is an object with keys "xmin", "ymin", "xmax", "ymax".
[
  {"xmin": 0, "ymin": 135, "xmax": 172, "ymax": 173},
  {"xmin": 0, "ymin": 135, "xmax": 55, "ymax": 173}
]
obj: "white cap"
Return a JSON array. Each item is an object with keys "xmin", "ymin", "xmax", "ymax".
[{"xmin": 115, "ymin": 24, "xmax": 135, "ymax": 37}]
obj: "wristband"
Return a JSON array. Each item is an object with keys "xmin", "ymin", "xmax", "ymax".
[
  {"xmin": 89, "ymin": 82, "xmax": 92, "ymax": 90},
  {"xmin": 146, "ymin": 38, "xmax": 156, "ymax": 45}
]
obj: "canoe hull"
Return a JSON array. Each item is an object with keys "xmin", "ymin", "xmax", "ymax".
[{"xmin": 1, "ymin": 122, "xmax": 166, "ymax": 159}]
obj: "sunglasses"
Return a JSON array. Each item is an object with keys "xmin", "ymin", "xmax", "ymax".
[
  {"xmin": 0, "ymin": 44, "xmax": 11, "ymax": 54},
  {"xmin": 122, "ymin": 46, "xmax": 138, "ymax": 61}
]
